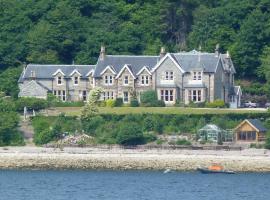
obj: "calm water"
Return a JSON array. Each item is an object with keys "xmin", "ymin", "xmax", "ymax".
[{"xmin": 0, "ymin": 170, "xmax": 269, "ymax": 200}]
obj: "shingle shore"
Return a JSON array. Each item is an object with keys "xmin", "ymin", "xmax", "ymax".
[{"xmin": 0, "ymin": 147, "xmax": 270, "ymax": 172}]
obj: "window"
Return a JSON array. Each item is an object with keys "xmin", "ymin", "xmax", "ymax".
[
  {"xmin": 57, "ymin": 76, "xmax": 62, "ymax": 85},
  {"xmin": 123, "ymin": 91, "xmax": 129, "ymax": 103},
  {"xmin": 82, "ymin": 90, "xmax": 87, "ymax": 101},
  {"xmin": 54, "ymin": 90, "xmax": 66, "ymax": 101},
  {"xmin": 103, "ymin": 91, "xmax": 114, "ymax": 100},
  {"xmin": 193, "ymin": 72, "xmax": 202, "ymax": 80},
  {"xmin": 165, "ymin": 71, "xmax": 174, "ymax": 80},
  {"xmin": 238, "ymin": 131, "xmax": 256, "ymax": 141},
  {"xmin": 105, "ymin": 75, "xmax": 113, "ymax": 85},
  {"xmin": 193, "ymin": 72, "xmax": 197, "ymax": 80},
  {"xmin": 124, "ymin": 76, "xmax": 129, "ymax": 85},
  {"xmin": 74, "ymin": 76, "xmax": 79, "ymax": 85},
  {"xmin": 62, "ymin": 90, "xmax": 66, "ymax": 101},
  {"xmin": 198, "ymin": 72, "xmax": 202, "ymax": 80},
  {"xmin": 189, "ymin": 90, "xmax": 202, "ymax": 102},
  {"xmin": 141, "ymin": 75, "xmax": 149, "ymax": 85},
  {"xmin": 160, "ymin": 90, "xmax": 174, "ymax": 102}
]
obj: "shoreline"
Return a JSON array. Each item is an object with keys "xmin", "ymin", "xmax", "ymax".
[{"xmin": 0, "ymin": 147, "xmax": 270, "ymax": 172}]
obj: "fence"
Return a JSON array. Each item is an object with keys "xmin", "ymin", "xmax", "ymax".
[{"xmin": 46, "ymin": 143, "xmax": 242, "ymax": 151}]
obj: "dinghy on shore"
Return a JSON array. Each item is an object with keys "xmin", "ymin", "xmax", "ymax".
[{"xmin": 197, "ymin": 164, "xmax": 235, "ymax": 174}]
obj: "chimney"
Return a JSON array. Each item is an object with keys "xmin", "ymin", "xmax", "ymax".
[
  {"xmin": 160, "ymin": 46, "xmax": 166, "ymax": 59},
  {"xmin": 226, "ymin": 50, "xmax": 230, "ymax": 59},
  {"xmin": 30, "ymin": 70, "xmax": 36, "ymax": 80},
  {"xmin": 100, "ymin": 45, "xmax": 106, "ymax": 61},
  {"xmin": 215, "ymin": 44, "xmax": 219, "ymax": 57}
]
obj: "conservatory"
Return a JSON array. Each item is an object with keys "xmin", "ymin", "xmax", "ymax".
[{"xmin": 198, "ymin": 124, "xmax": 233, "ymax": 143}]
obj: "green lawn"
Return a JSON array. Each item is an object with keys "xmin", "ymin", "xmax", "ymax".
[{"xmin": 54, "ymin": 107, "xmax": 267, "ymax": 116}]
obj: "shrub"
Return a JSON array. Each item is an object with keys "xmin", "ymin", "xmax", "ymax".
[
  {"xmin": 140, "ymin": 90, "xmax": 164, "ymax": 107},
  {"xmin": 205, "ymin": 99, "xmax": 226, "ymax": 108},
  {"xmin": 116, "ymin": 122, "xmax": 145, "ymax": 145},
  {"xmin": 154, "ymin": 99, "xmax": 164, "ymax": 107},
  {"xmin": 143, "ymin": 116, "xmax": 155, "ymax": 132},
  {"xmin": 82, "ymin": 116, "xmax": 105, "ymax": 135},
  {"xmin": 106, "ymin": 99, "xmax": 116, "ymax": 107},
  {"xmin": 15, "ymin": 97, "xmax": 49, "ymax": 111},
  {"xmin": 33, "ymin": 129, "xmax": 53, "ymax": 145},
  {"xmin": 176, "ymin": 139, "xmax": 192, "ymax": 146},
  {"xmin": 143, "ymin": 133, "xmax": 157, "ymax": 143},
  {"xmin": 156, "ymin": 139, "xmax": 165, "ymax": 145},
  {"xmin": 115, "ymin": 98, "xmax": 123, "ymax": 107},
  {"xmin": 130, "ymin": 98, "xmax": 139, "ymax": 107}
]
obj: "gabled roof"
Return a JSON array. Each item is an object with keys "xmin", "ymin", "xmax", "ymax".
[
  {"xmin": 93, "ymin": 55, "xmax": 159, "ymax": 78},
  {"xmin": 151, "ymin": 53, "xmax": 185, "ymax": 73},
  {"xmin": 235, "ymin": 119, "xmax": 267, "ymax": 132},
  {"xmin": 20, "ymin": 64, "xmax": 96, "ymax": 81},
  {"xmin": 100, "ymin": 65, "xmax": 116, "ymax": 75},
  {"xmin": 93, "ymin": 51, "xmax": 235, "ymax": 78},
  {"xmin": 53, "ymin": 69, "xmax": 65, "ymax": 76},
  {"xmin": 69, "ymin": 69, "xmax": 82, "ymax": 76},
  {"xmin": 136, "ymin": 66, "xmax": 152, "ymax": 75},
  {"xmin": 115, "ymin": 64, "xmax": 136, "ymax": 79}
]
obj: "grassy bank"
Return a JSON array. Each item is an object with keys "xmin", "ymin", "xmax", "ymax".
[{"xmin": 54, "ymin": 107, "xmax": 267, "ymax": 116}]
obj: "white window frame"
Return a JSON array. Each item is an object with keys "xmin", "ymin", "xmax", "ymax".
[
  {"xmin": 82, "ymin": 90, "xmax": 87, "ymax": 101},
  {"xmin": 160, "ymin": 89, "xmax": 174, "ymax": 102},
  {"xmin": 189, "ymin": 90, "xmax": 202, "ymax": 102},
  {"xmin": 57, "ymin": 76, "xmax": 62, "ymax": 85},
  {"xmin": 123, "ymin": 75, "xmax": 129, "ymax": 85},
  {"xmin": 141, "ymin": 75, "xmax": 149, "ymax": 86},
  {"xmin": 104, "ymin": 75, "xmax": 113, "ymax": 85},
  {"xmin": 123, "ymin": 91, "xmax": 129, "ymax": 103},
  {"xmin": 103, "ymin": 91, "xmax": 114, "ymax": 100},
  {"xmin": 193, "ymin": 71, "xmax": 202, "ymax": 81},
  {"xmin": 165, "ymin": 71, "xmax": 174, "ymax": 80},
  {"xmin": 74, "ymin": 76, "xmax": 79, "ymax": 85}
]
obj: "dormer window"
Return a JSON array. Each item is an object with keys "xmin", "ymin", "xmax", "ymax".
[
  {"xmin": 124, "ymin": 76, "xmax": 129, "ymax": 85},
  {"xmin": 105, "ymin": 75, "xmax": 113, "ymax": 85},
  {"xmin": 57, "ymin": 76, "xmax": 62, "ymax": 85},
  {"xmin": 74, "ymin": 76, "xmax": 79, "ymax": 85},
  {"xmin": 165, "ymin": 71, "xmax": 174, "ymax": 80}
]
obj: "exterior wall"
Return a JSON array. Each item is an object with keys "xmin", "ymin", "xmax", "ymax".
[
  {"xmin": 235, "ymin": 122, "xmax": 260, "ymax": 142},
  {"xmin": 213, "ymin": 60, "xmax": 233, "ymax": 103},
  {"xmin": 95, "ymin": 68, "xmax": 118, "ymax": 100},
  {"xmin": 154, "ymin": 57, "xmax": 183, "ymax": 104},
  {"xmin": 117, "ymin": 68, "xmax": 135, "ymax": 103},
  {"xmin": 135, "ymin": 69, "xmax": 153, "ymax": 102}
]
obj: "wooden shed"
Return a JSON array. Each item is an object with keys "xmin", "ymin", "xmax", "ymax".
[{"xmin": 234, "ymin": 119, "xmax": 267, "ymax": 142}]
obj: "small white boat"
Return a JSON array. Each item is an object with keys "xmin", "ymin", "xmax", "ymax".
[{"xmin": 163, "ymin": 169, "xmax": 172, "ymax": 174}]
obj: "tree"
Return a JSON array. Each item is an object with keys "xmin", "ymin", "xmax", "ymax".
[{"xmin": 81, "ymin": 87, "xmax": 103, "ymax": 119}]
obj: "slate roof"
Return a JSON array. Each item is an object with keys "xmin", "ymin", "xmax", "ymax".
[
  {"xmin": 19, "ymin": 50, "xmax": 236, "ymax": 82},
  {"xmin": 18, "ymin": 64, "xmax": 96, "ymax": 83},
  {"xmin": 93, "ymin": 55, "xmax": 159, "ymax": 77},
  {"xmin": 93, "ymin": 50, "xmax": 235, "ymax": 78},
  {"xmin": 246, "ymin": 119, "xmax": 267, "ymax": 132}
]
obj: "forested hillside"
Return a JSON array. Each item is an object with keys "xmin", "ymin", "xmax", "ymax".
[{"xmin": 1, "ymin": 0, "xmax": 270, "ymax": 97}]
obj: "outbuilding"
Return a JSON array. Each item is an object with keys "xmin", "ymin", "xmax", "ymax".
[{"xmin": 234, "ymin": 119, "xmax": 267, "ymax": 142}]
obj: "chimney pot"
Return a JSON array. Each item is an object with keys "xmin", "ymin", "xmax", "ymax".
[{"xmin": 160, "ymin": 47, "xmax": 166, "ymax": 59}]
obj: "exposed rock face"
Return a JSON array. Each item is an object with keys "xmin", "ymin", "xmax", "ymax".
[{"xmin": 0, "ymin": 147, "xmax": 270, "ymax": 172}]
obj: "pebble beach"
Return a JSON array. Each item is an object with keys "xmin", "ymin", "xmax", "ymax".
[{"xmin": 0, "ymin": 147, "xmax": 270, "ymax": 172}]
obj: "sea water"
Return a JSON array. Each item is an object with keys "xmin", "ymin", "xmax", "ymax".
[{"xmin": 0, "ymin": 170, "xmax": 269, "ymax": 200}]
